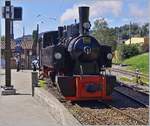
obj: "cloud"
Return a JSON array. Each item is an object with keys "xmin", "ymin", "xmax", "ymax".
[
  {"xmin": 127, "ymin": 2, "xmax": 149, "ymax": 25},
  {"xmin": 60, "ymin": 0, "xmax": 123, "ymax": 24},
  {"xmin": 128, "ymin": 3, "xmax": 147, "ymax": 17},
  {"xmin": 60, "ymin": 5, "xmax": 79, "ymax": 24}
]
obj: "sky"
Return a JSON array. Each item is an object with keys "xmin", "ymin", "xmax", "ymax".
[{"xmin": 0, "ymin": 0, "xmax": 149, "ymax": 38}]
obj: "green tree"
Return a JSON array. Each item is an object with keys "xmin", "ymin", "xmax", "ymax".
[
  {"xmin": 141, "ymin": 23, "xmax": 149, "ymax": 37},
  {"xmin": 117, "ymin": 44, "xmax": 139, "ymax": 61},
  {"xmin": 92, "ymin": 19, "xmax": 117, "ymax": 51},
  {"xmin": 1, "ymin": 36, "xmax": 5, "ymax": 41}
]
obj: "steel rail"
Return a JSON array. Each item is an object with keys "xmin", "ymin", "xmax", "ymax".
[
  {"xmin": 118, "ymin": 81, "xmax": 149, "ymax": 96},
  {"xmin": 74, "ymin": 100, "xmax": 148, "ymax": 125},
  {"xmin": 74, "ymin": 104, "xmax": 103, "ymax": 124},
  {"xmin": 111, "ymin": 68, "xmax": 148, "ymax": 79},
  {"xmin": 114, "ymin": 88, "xmax": 149, "ymax": 108}
]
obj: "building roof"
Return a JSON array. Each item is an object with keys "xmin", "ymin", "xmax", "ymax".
[
  {"xmin": 0, "ymin": 40, "xmax": 33, "ymax": 50},
  {"xmin": 125, "ymin": 37, "xmax": 144, "ymax": 45}
]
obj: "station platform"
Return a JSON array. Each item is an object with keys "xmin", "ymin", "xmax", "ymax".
[{"xmin": 0, "ymin": 69, "xmax": 81, "ymax": 126}]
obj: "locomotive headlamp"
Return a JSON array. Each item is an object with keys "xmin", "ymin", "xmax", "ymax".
[
  {"xmin": 83, "ymin": 22, "xmax": 91, "ymax": 29},
  {"xmin": 107, "ymin": 53, "xmax": 112, "ymax": 60},
  {"xmin": 54, "ymin": 52, "xmax": 62, "ymax": 60}
]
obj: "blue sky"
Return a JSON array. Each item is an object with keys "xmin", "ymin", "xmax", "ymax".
[{"xmin": 0, "ymin": 0, "xmax": 149, "ymax": 38}]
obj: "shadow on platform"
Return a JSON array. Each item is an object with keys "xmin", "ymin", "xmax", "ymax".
[{"xmin": 15, "ymin": 93, "xmax": 31, "ymax": 96}]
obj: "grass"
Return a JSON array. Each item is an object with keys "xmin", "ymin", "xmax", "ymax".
[
  {"xmin": 120, "ymin": 76, "xmax": 132, "ymax": 82},
  {"xmin": 122, "ymin": 53, "xmax": 149, "ymax": 75},
  {"xmin": 119, "ymin": 76, "xmax": 149, "ymax": 85},
  {"xmin": 39, "ymin": 80, "xmax": 46, "ymax": 88}
]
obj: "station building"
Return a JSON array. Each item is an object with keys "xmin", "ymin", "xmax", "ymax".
[
  {"xmin": 0, "ymin": 39, "xmax": 33, "ymax": 69},
  {"xmin": 124, "ymin": 37, "xmax": 149, "ymax": 45}
]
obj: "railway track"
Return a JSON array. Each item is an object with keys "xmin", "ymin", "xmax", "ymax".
[
  {"xmin": 114, "ymin": 88, "xmax": 149, "ymax": 108},
  {"xmin": 67, "ymin": 88, "xmax": 149, "ymax": 125},
  {"xmin": 69, "ymin": 97, "xmax": 148, "ymax": 125},
  {"xmin": 111, "ymin": 68, "xmax": 148, "ymax": 79},
  {"xmin": 46, "ymin": 79, "xmax": 149, "ymax": 125},
  {"xmin": 99, "ymin": 101, "xmax": 148, "ymax": 125},
  {"xmin": 118, "ymin": 81, "xmax": 149, "ymax": 96},
  {"xmin": 111, "ymin": 67, "xmax": 149, "ymax": 95},
  {"xmin": 68, "ymin": 88, "xmax": 149, "ymax": 125}
]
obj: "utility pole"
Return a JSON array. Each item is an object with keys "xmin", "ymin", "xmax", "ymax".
[
  {"xmin": 117, "ymin": 29, "xmax": 120, "ymax": 44},
  {"xmin": 23, "ymin": 26, "xmax": 25, "ymax": 41},
  {"xmin": 22, "ymin": 26, "xmax": 25, "ymax": 67},
  {"xmin": 38, "ymin": 37, "xmax": 42, "ymax": 70},
  {"xmin": 36, "ymin": 24, "xmax": 39, "ymax": 58},
  {"xmin": 36, "ymin": 24, "xmax": 40, "ymax": 70},
  {"xmin": 129, "ymin": 21, "xmax": 132, "ymax": 44},
  {"xmin": 37, "ymin": 24, "xmax": 39, "ymax": 46}
]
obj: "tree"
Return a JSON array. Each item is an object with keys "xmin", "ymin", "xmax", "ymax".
[
  {"xmin": 141, "ymin": 23, "xmax": 149, "ymax": 37},
  {"xmin": 117, "ymin": 44, "xmax": 139, "ymax": 60},
  {"xmin": 1, "ymin": 36, "xmax": 5, "ymax": 41},
  {"xmin": 92, "ymin": 18, "xmax": 117, "ymax": 51},
  {"xmin": 93, "ymin": 18, "xmax": 108, "ymax": 31}
]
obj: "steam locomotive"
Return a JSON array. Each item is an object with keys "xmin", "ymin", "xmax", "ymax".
[{"xmin": 41, "ymin": 6, "xmax": 116, "ymax": 101}]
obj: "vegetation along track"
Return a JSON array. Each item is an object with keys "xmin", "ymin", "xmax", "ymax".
[
  {"xmin": 111, "ymin": 68, "xmax": 148, "ymax": 79},
  {"xmin": 46, "ymin": 79, "xmax": 149, "ymax": 125},
  {"xmin": 112, "ymin": 68, "xmax": 149, "ymax": 94}
]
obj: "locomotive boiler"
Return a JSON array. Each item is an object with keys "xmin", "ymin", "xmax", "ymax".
[{"xmin": 41, "ymin": 6, "xmax": 116, "ymax": 101}]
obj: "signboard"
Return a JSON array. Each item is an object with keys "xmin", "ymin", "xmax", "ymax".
[
  {"xmin": 13, "ymin": 7, "xmax": 22, "ymax": 20},
  {"xmin": 2, "ymin": 6, "xmax": 22, "ymax": 20}
]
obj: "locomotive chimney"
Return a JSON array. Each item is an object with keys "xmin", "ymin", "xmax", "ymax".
[
  {"xmin": 79, "ymin": 6, "xmax": 90, "ymax": 35},
  {"xmin": 58, "ymin": 26, "xmax": 64, "ymax": 39}
]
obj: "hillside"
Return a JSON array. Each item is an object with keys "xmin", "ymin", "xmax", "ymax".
[{"xmin": 123, "ymin": 53, "xmax": 149, "ymax": 74}]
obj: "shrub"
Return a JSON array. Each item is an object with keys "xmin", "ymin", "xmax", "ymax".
[{"xmin": 117, "ymin": 44, "xmax": 139, "ymax": 61}]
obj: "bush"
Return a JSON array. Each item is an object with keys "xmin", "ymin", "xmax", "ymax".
[{"xmin": 117, "ymin": 44, "xmax": 139, "ymax": 61}]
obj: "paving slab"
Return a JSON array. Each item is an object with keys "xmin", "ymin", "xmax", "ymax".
[
  {"xmin": 35, "ymin": 88, "xmax": 82, "ymax": 126},
  {"xmin": 0, "ymin": 69, "xmax": 61, "ymax": 126}
]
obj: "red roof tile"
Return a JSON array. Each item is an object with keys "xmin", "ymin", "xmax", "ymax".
[{"xmin": 0, "ymin": 40, "xmax": 33, "ymax": 50}]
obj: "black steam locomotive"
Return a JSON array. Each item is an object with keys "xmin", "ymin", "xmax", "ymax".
[{"xmin": 41, "ymin": 6, "xmax": 116, "ymax": 101}]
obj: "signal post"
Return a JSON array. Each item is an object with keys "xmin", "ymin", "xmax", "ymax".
[{"xmin": 1, "ymin": 0, "xmax": 22, "ymax": 95}]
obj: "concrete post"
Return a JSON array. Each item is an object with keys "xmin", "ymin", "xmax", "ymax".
[{"xmin": 31, "ymin": 71, "xmax": 38, "ymax": 96}]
